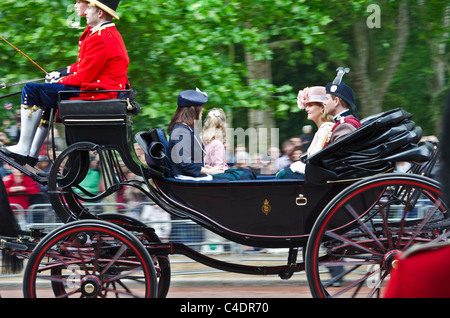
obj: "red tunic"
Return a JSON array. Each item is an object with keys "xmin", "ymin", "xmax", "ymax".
[
  {"xmin": 67, "ymin": 26, "xmax": 90, "ymax": 74},
  {"xmin": 384, "ymin": 243, "xmax": 450, "ymax": 298},
  {"xmin": 323, "ymin": 116, "xmax": 361, "ymax": 147},
  {"xmin": 58, "ymin": 23, "xmax": 129, "ymax": 100}
]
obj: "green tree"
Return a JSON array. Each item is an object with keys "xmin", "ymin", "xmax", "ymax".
[
  {"xmin": 0, "ymin": 0, "xmax": 448, "ymax": 140},
  {"xmin": 313, "ymin": 0, "xmax": 449, "ymax": 135}
]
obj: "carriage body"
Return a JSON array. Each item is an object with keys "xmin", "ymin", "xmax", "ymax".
[
  {"xmin": 52, "ymin": 100, "xmax": 436, "ymax": 247},
  {"xmin": 153, "ymin": 177, "xmax": 350, "ymax": 247},
  {"xmin": 1, "ymin": 96, "xmax": 447, "ymax": 298},
  {"xmin": 54, "ymin": 97, "xmax": 353, "ymax": 247},
  {"xmin": 136, "ymin": 107, "xmax": 435, "ymax": 246}
]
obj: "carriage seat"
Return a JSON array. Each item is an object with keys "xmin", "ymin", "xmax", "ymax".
[
  {"xmin": 135, "ymin": 129, "xmax": 170, "ymax": 178},
  {"xmin": 58, "ymin": 90, "xmax": 140, "ymax": 146},
  {"xmin": 58, "ymin": 90, "xmax": 146, "ymax": 175},
  {"xmin": 304, "ymin": 108, "xmax": 434, "ymax": 184},
  {"xmin": 138, "ymin": 108, "xmax": 434, "ymax": 185}
]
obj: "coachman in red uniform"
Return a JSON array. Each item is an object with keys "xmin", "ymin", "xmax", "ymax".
[
  {"xmin": 58, "ymin": 0, "xmax": 129, "ymax": 100},
  {"xmin": 0, "ymin": 0, "xmax": 129, "ymax": 167},
  {"xmin": 384, "ymin": 242, "xmax": 450, "ymax": 298}
]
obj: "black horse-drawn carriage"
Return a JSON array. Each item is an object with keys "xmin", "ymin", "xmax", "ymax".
[{"xmin": 0, "ymin": 90, "xmax": 447, "ymax": 298}]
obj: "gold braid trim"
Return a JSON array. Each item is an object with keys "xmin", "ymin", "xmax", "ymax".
[
  {"xmin": 21, "ymin": 105, "xmax": 42, "ymax": 118},
  {"xmin": 38, "ymin": 119, "xmax": 50, "ymax": 128}
]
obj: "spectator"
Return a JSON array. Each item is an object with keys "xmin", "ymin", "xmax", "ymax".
[
  {"xmin": 277, "ymin": 140, "xmax": 294, "ymax": 170},
  {"xmin": 141, "ymin": 203, "xmax": 171, "ymax": 242},
  {"xmin": 260, "ymin": 147, "xmax": 281, "ymax": 175},
  {"xmin": 0, "ymin": 132, "xmax": 10, "ymax": 147},
  {"xmin": 123, "ymin": 172, "xmax": 148, "ymax": 218},
  {"xmin": 29, "ymin": 158, "xmax": 52, "ymax": 222},
  {"xmin": 3, "ymin": 169, "xmax": 40, "ymax": 211},
  {"xmin": 0, "ymin": 161, "xmax": 12, "ymax": 178},
  {"xmin": 300, "ymin": 125, "xmax": 313, "ymax": 151},
  {"xmin": 290, "ymin": 136, "xmax": 303, "ymax": 149},
  {"xmin": 77, "ymin": 156, "xmax": 100, "ymax": 195},
  {"xmin": 249, "ymin": 153, "xmax": 262, "ymax": 175},
  {"xmin": 289, "ymin": 146, "xmax": 304, "ymax": 163},
  {"xmin": 235, "ymin": 144, "xmax": 250, "ymax": 169}
]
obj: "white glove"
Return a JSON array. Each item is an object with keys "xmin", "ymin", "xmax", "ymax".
[
  {"xmin": 45, "ymin": 71, "xmax": 61, "ymax": 83},
  {"xmin": 289, "ymin": 161, "xmax": 305, "ymax": 174}
]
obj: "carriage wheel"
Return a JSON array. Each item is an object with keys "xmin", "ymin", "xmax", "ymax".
[
  {"xmin": 23, "ymin": 220, "xmax": 158, "ymax": 298},
  {"xmin": 98, "ymin": 213, "xmax": 171, "ymax": 298},
  {"xmin": 305, "ymin": 173, "xmax": 448, "ymax": 298}
]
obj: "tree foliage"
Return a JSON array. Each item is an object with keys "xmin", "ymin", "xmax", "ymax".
[{"xmin": 0, "ymin": 0, "xmax": 448, "ymax": 140}]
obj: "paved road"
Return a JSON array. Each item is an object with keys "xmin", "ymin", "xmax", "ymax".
[
  {"xmin": 0, "ymin": 285, "xmax": 311, "ymax": 298},
  {"xmin": 0, "ymin": 253, "xmax": 313, "ymax": 298},
  {"xmin": 168, "ymin": 286, "xmax": 311, "ymax": 298}
]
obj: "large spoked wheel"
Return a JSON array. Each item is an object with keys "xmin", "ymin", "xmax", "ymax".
[
  {"xmin": 305, "ymin": 173, "xmax": 449, "ymax": 298},
  {"xmin": 99, "ymin": 213, "xmax": 171, "ymax": 298},
  {"xmin": 23, "ymin": 220, "xmax": 158, "ymax": 298}
]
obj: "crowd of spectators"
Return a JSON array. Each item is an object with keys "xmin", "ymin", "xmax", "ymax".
[{"xmin": 230, "ymin": 125, "xmax": 313, "ymax": 176}]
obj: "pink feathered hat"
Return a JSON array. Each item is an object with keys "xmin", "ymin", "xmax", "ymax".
[{"xmin": 297, "ymin": 86, "xmax": 327, "ymax": 110}]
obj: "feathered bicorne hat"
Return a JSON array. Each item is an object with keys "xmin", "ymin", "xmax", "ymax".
[{"xmin": 325, "ymin": 67, "xmax": 359, "ymax": 119}]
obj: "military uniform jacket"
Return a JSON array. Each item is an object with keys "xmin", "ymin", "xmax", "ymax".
[
  {"xmin": 384, "ymin": 243, "xmax": 450, "ymax": 298},
  {"xmin": 58, "ymin": 22, "xmax": 129, "ymax": 100},
  {"xmin": 323, "ymin": 111, "xmax": 361, "ymax": 147},
  {"xmin": 66, "ymin": 26, "xmax": 90, "ymax": 75}
]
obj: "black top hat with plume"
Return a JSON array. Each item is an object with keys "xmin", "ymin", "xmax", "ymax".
[{"xmin": 326, "ymin": 67, "xmax": 359, "ymax": 119}]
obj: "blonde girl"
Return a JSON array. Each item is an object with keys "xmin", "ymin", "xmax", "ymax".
[{"xmin": 202, "ymin": 108, "xmax": 228, "ymax": 170}]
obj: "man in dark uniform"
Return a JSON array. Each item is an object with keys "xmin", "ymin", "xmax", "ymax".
[
  {"xmin": 1, "ymin": 0, "xmax": 128, "ymax": 166},
  {"xmin": 323, "ymin": 80, "xmax": 361, "ymax": 147}
]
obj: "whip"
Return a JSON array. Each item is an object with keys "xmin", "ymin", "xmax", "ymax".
[
  {"xmin": 0, "ymin": 77, "xmax": 45, "ymax": 89},
  {"xmin": 0, "ymin": 35, "xmax": 48, "ymax": 75}
]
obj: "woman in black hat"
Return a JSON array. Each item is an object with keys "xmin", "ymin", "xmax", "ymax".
[{"xmin": 167, "ymin": 89, "xmax": 225, "ymax": 179}]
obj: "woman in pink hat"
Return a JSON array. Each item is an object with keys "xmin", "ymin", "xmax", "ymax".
[{"xmin": 277, "ymin": 86, "xmax": 334, "ymax": 179}]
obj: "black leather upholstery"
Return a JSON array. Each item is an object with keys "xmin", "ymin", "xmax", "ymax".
[{"xmin": 305, "ymin": 108, "xmax": 433, "ymax": 184}]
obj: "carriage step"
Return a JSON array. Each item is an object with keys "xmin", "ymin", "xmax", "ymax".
[
  {"xmin": 0, "ymin": 239, "xmax": 28, "ymax": 251},
  {"xmin": 0, "ymin": 151, "xmax": 48, "ymax": 185}
]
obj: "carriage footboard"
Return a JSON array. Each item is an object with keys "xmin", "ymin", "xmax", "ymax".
[{"xmin": 147, "ymin": 242, "xmax": 305, "ymax": 279}]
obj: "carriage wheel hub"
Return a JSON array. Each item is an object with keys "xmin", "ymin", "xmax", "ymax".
[
  {"xmin": 81, "ymin": 275, "xmax": 102, "ymax": 297},
  {"xmin": 382, "ymin": 250, "xmax": 401, "ymax": 272}
]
